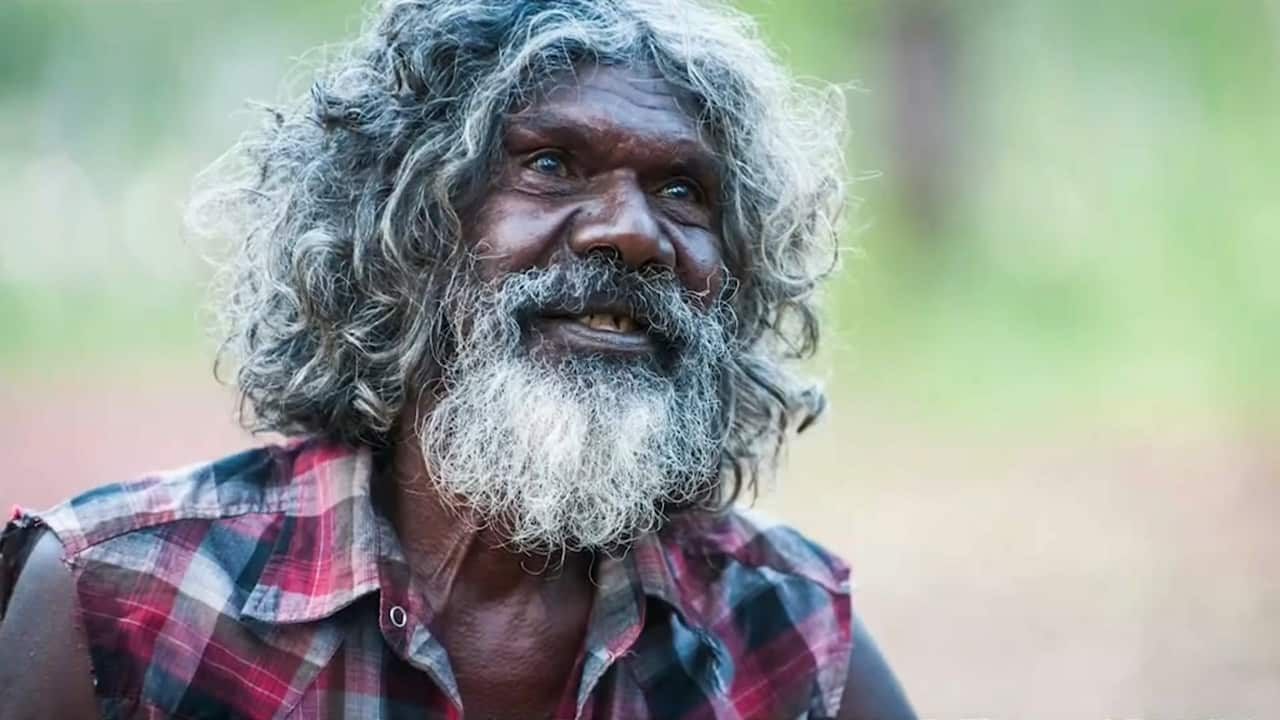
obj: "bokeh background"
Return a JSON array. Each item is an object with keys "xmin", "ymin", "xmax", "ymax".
[{"xmin": 2, "ymin": 0, "xmax": 1277, "ymax": 716}]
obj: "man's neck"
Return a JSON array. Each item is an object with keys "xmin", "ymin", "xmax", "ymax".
[
  {"xmin": 381, "ymin": 423, "xmax": 597, "ymax": 718},
  {"xmin": 379, "ymin": 426, "xmax": 594, "ymax": 609}
]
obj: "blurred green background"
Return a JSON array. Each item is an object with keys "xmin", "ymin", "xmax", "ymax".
[
  {"xmin": 2, "ymin": 1, "xmax": 1277, "ymax": 716},
  {"xmin": 2, "ymin": 0, "xmax": 1277, "ymax": 423}
]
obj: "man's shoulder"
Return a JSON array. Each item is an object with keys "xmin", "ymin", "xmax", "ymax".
[
  {"xmin": 651, "ymin": 508, "xmax": 855, "ymax": 715},
  {"xmin": 663, "ymin": 505, "xmax": 852, "ymax": 598},
  {"xmin": 2, "ymin": 440, "xmax": 370, "ymax": 718},
  {"xmin": 23, "ymin": 439, "xmax": 360, "ymax": 559},
  {"xmin": 655, "ymin": 506, "xmax": 854, "ymax": 644},
  {"xmin": 29, "ymin": 444, "xmax": 290, "ymax": 557}
]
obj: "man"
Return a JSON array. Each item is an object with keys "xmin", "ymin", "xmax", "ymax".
[{"xmin": 0, "ymin": 0, "xmax": 914, "ymax": 717}]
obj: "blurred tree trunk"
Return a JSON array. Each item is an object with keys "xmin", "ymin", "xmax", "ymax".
[{"xmin": 887, "ymin": 0, "xmax": 958, "ymax": 236}]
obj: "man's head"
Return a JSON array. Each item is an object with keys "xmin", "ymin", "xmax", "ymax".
[{"xmin": 190, "ymin": 0, "xmax": 845, "ymax": 551}]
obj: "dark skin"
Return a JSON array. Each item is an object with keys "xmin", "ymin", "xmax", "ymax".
[{"xmin": 0, "ymin": 64, "xmax": 915, "ymax": 719}]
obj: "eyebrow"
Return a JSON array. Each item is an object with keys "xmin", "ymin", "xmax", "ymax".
[{"xmin": 505, "ymin": 108, "xmax": 722, "ymax": 184}]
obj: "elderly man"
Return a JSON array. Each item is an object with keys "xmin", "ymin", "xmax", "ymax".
[{"xmin": 0, "ymin": 1, "xmax": 913, "ymax": 718}]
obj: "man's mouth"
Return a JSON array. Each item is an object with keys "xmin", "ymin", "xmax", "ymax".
[{"xmin": 527, "ymin": 307, "xmax": 660, "ymax": 358}]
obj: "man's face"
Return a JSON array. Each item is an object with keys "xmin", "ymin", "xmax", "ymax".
[
  {"xmin": 471, "ymin": 61, "xmax": 726, "ymax": 321},
  {"xmin": 418, "ymin": 63, "xmax": 735, "ymax": 552}
]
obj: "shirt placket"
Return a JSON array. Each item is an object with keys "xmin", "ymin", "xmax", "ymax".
[
  {"xmin": 572, "ymin": 553, "xmax": 649, "ymax": 719},
  {"xmin": 375, "ymin": 537, "xmax": 463, "ymax": 714}
]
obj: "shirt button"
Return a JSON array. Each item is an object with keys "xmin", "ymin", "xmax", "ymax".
[{"xmin": 388, "ymin": 605, "xmax": 408, "ymax": 628}]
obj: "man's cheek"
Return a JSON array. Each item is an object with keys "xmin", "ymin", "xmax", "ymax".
[{"xmin": 467, "ymin": 193, "xmax": 575, "ymax": 279}]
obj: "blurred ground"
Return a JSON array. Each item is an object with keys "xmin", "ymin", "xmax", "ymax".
[{"xmin": 2, "ymin": 369, "xmax": 1276, "ymax": 718}]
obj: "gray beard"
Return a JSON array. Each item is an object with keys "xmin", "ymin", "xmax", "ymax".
[{"xmin": 418, "ymin": 261, "xmax": 730, "ymax": 552}]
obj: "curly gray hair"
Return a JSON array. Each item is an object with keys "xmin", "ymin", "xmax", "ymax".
[{"xmin": 188, "ymin": 0, "xmax": 845, "ymax": 501}]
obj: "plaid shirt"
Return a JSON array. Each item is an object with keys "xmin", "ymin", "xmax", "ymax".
[{"xmin": 5, "ymin": 440, "xmax": 852, "ymax": 719}]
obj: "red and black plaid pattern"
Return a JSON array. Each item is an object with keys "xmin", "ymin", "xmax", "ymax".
[{"xmin": 8, "ymin": 439, "xmax": 852, "ymax": 718}]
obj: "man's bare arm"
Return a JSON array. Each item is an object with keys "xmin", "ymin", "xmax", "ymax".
[
  {"xmin": 836, "ymin": 615, "xmax": 917, "ymax": 720},
  {"xmin": 0, "ymin": 531, "xmax": 99, "ymax": 720}
]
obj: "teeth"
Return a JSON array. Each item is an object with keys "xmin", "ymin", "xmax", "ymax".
[{"xmin": 575, "ymin": 313, "xmax": 639, "ymax": 333}]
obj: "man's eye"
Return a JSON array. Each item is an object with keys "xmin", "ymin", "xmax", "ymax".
[
  {"xmin": 657, "ymin": 179, "xmax": 702, "ymax": 203},
  {"xmin": 526, "ymin": 151, "xmax": 569, "ymax": 177}
]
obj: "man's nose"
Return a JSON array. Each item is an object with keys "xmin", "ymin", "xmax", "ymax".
[{"xmin": 568, "ymin": 176, "xmax": 676, "ymax": 270}]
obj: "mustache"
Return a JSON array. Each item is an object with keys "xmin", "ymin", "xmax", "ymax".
[{"xmin": 495, "ymin": 255, "xmax": 718, "ymax": 349}]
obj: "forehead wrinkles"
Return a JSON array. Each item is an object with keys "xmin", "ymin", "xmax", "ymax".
[
  {"xmin": 514, "ymin": 62, "xmax": 707, "ymax": 147},
  {"xmin": 563, "ymin": 64, "xmax": 681, "ymax": 110}
]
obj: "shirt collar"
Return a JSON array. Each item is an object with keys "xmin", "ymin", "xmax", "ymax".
[
  {"xmin": 572, "ymin": 522, "xmax": 727, "ymax": 711},
  {"xmin": 240, "ymin": 441, "xmax": 383, "ymax": 624},
  {"xmin": 238, "ymin": 440, "xmax": 712, "ymax": 636}
]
